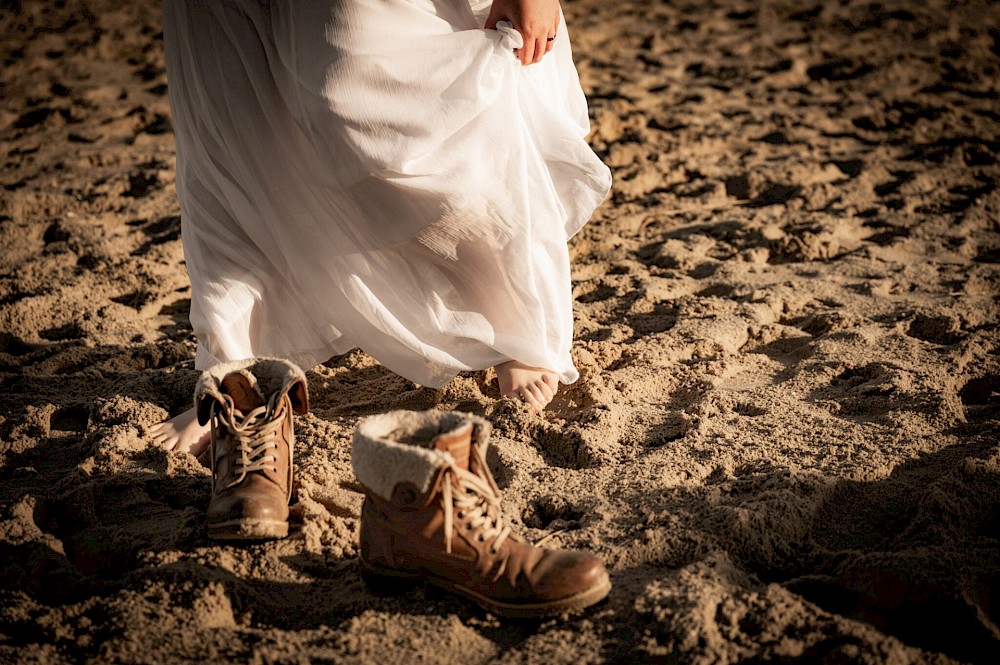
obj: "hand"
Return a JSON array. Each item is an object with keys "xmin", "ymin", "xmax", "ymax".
[{"xmin": 484, "ymin": 0, "xmax": 561, "ymax": 66}]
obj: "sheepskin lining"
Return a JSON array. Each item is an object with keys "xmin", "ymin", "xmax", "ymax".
[
  {"xmin": 352, "ymin": 410, "xmax": 491, "ymax": 501},
  {"xmin": 194, "ymin": 357, "xmax": 308, "ymax": 425}
]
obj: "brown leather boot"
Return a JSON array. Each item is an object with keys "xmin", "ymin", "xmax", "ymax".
[
  {"xmin": 352, "ymin": 410, "xmax": 611, "ymax": 617},
  {"xmin": 195, "ymin": 358, "xmax": 309, "ymax": 540}
]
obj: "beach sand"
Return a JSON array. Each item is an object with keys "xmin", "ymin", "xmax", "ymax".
[{"xmin": 1, "ymin": 0, "xmax": 998, "ymax": 662}]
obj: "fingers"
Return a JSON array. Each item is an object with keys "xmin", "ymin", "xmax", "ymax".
[
  {"xmin": 518, "ymin": 36, "xmax": 557, "ymax": 65},
  {"xmin": 483, "ymin": 2, "xmax": 502, "ymax": 30},
  {"xmin": 514, "ymin": 35, "xmax": 540, "ymax": 65},
  {"xmin": 545, "ymin": 11, "xmax": 559, "ymax": 57},
  {"xmin": 483, "ymin": 3, "xmax": 559, "ymax": 66},
  {"xmin": 522, "ymin": 23, "xmax": 557, "ymax": 65}
]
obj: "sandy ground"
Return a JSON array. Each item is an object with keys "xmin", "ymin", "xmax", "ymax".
[{"xmin": 2, "ymin": 0, "xmax": 999, "ymax": 662}]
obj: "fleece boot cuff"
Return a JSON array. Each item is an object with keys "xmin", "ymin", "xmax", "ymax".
[
  {"xmin": 352, "ymin": 410, "xmax": 491, "ymax": 502},
  {"xmin": 195, "ymin": 357, "xmax": 309, "ymax": 425}
]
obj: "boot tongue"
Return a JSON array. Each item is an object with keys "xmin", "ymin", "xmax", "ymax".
[
  {"xmin": 432, "ymin": 421, "xmax": 473, "ymax": 472},
  {"xmin": 221, "ymin": 371, "xmax": 265, "ymax": 414}
]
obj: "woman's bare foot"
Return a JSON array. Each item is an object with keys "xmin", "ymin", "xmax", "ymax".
[
  {"xmin": 496, "ymin": 361, "xmax": 559, "ymax": 412},
  {"xmin": 149, "ymin": 407, "xmax": 211, "ymax": 455}
]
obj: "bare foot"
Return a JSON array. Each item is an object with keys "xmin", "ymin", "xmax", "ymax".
[
  {"xmin": 149, "ymin": 406, "xmax": 211, "ymax": 455},
  {"xmin": 496, "ymin": 361, "xmax": 559, "ymax": 412}
]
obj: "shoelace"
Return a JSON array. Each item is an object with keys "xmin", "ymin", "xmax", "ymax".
[
  {"xmin": 211, "ymin": 393, "xmax": 283, "ymax": 489},
  {"xmin": 440, "ymin": 457, "xmax": 513, "ymax": 580}
]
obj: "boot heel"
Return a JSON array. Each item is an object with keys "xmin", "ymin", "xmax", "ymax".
[{"xmin": 359, "ymin": 559, "xmax": 420, "ymax": 595}]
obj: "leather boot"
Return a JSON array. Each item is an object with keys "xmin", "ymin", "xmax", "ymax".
[
  {"xmin": 195, "ymin": 358, "xmax": 309, "ymax": 540},
  {"xmin": 352, "ymin": 410, "xmax": 611, "ymax": 617}
]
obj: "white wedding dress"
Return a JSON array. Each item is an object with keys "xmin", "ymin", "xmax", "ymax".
[{"xmin": 162, "ymin": 0, "xmax": 611, "ymax": 387}]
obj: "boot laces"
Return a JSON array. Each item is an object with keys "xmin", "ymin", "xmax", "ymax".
[
  {"xmin": 212, "ymin": 393, "xmax": 284, "ymax": 489},
  {"xmin": 441, "ymin": 457, "xmax": 512, "ymax": 572}
]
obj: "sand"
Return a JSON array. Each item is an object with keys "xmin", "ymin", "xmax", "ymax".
[{"xmin": 1, "ymin": 0, "xmax": 998, "ymax": 662}]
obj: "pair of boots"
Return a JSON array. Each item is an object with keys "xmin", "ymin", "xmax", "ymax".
[{"xmin": 195, "ymin": 359, "xmax": 611, "ymax": 617}]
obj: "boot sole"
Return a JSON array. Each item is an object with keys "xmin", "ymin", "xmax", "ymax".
[
  {"xmin": 208, "ymin": 518, "xmax": 288, "ymax": 540},
  {"xmin": 359, "ymin": 556, "xmax": 612, "ymax": 618}
]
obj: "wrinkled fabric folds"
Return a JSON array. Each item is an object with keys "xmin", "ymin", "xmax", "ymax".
[{"xmin": 163, "ymin": 0, "xmax": 611, "ymax": 387}]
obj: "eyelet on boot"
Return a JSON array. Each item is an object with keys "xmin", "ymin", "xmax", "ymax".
[{"xmin": 390, "ymin": 482, "xmax": 422, "ymax": 510}]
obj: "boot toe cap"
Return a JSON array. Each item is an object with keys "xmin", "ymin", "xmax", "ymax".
[
  {"xmin": 208, "ymin": 483, "xmax": 289, "ymax": 525},
  {"xmin": 532, "ymin": 551, "xmax": 610, "ymax": 602}
]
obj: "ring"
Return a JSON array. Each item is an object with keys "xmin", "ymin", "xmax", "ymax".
[{"xmin": 546, "ymin": 36, "xmax": 555, "ymax": 41}]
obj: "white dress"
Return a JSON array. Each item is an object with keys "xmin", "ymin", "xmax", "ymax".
[{"xmin": 162, "ymin": 0, "xmax": 611, "ymax": 388}]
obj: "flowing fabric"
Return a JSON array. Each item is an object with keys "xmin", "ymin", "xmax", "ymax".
[{"xmin": 162, "ymin": 0, "xmax": 611, "ymax": 387}]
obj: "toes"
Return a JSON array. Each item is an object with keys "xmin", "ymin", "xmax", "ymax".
[
  {"xmin": 149, "ymin": 423, "xmax": 176, "ymax": 449},
  {"xmin": 519, "ymin": 388, "xmax": 544, "ymax": 412},
  {"xmin": 188, "ymin": 430, "xmax": 212, "ymax": 457},
  {"xmin": 156, "ymin": 435, "xmax": 179, "ymax": 451},
  {"xmin": 148, "ymin": 414, "xmax": 211, "ymax": 454},
  {"xmin": 536, "ymin": 379, "xmax": 555, "ymax": 404},
  {"xmin": 526, "ymin": 383, "xmax": 551, "ymax": 411},
  {"xmin": 495, "ymin": 362, "xmax": 560, "ymax": 411}
]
